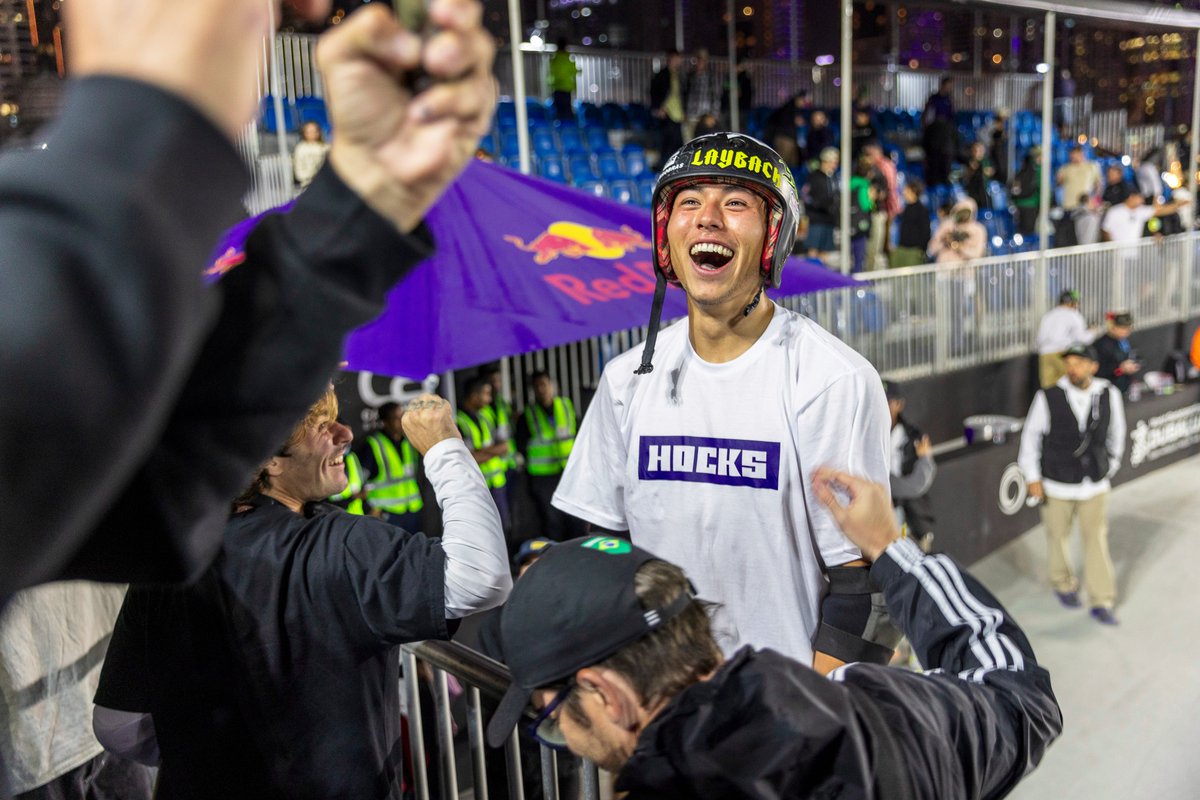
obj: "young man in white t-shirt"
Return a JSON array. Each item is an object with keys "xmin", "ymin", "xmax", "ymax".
[{"xmin": 552, "ymin": 133, "xmax": 895, "ymax": 672}]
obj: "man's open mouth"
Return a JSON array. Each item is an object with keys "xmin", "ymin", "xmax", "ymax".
[
  {"xmin": 329, "ymin": 455, "xmax": 345, "ymax": 469},
  {"xmin": 689, "ymin": 242, "xmax": 734, "ymax": 271}
]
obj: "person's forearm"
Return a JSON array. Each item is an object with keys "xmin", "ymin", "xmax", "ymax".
[
  {"xmin": 425, "ymin": 439, "xmax": 511, "ymax": 618},
  {"xmin": 0, "ymin": 77, "xmax": 246, "ymax": 594},
  {"xmin": 59, "ymin": 164, "xmax": 434, "ymax": 584},
  {"xmin": 871, "ymin": 539, "xmax": 1038, "ymax": 675}
]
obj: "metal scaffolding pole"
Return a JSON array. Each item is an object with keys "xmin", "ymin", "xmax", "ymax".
[
  {"xmin": 676, "ymin": 0, "xmax": 685, "ymax": 52},
  {"xmin": 507, "ymin": 0, "xmax": 531, "ymax": 174},
  {"xmin": 727, "ymin": 0, "xmax": 740, "ymax": 132},
  {"xmin": 839, "ymin": 0, "xmax": 853, "ymax": 274},
  {"xmin": 1190, "ymin": 32, "xmax": 1200, "ymax": 205},
  {"xmin": 1038, "ymin": 11, "xmax": 1055, "ymax": 247}
]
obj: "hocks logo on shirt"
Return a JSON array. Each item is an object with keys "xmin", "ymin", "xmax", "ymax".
[{"xmin": 638, "ymin": 436, "xmax": 780, "ymax": 489}]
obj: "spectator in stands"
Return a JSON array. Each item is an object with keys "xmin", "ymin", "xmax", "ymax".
[
  {"xmin": 684, "ymin": 48, "xmax": 720, "ymax": 136},
  {"xmin": 921, "ymin": 77, "xmax": 956, "ymax": 188},
  {"xmin": 928, "ymin": 198, "xmax": 986, "ymax": 264},
  {"xmin": 1053, "ymin": 69, "xmax": 1076, "ymax": 137},
  {"xmin": 0, "ymin": 0, "xmax": 496, "ymax": 601},
  {"xmin": 1132, "ymin": 149, "xmax": 1164, "ymax": 202},
  {"xmin": 483, "ymin": 366, "xmax": 518, "ymax": 476},
  {"xmin": 805, "ymin": 147, "xmax": 840, "ymax": 264},
  {"xmin": 92, "ymin": 390, "xmax": 511, "ymax": 797},
  {"xmin": 457, "ymin": 378, "xmax": 513, "ymax": 542},
  {"xmin": 485, "ymin": 477, "xmax": 1062, "ymax": 798},
  {"xmin": 516, "ymin": 372, "xmax": 583, "ymax": 541},
  {"xmin": 891, "ymin": 179, "xmax": 931, "ymax": 268},
  {"xmin": 962, "ymin": 141, "xmax": 995, "ymax": 212},
  {"xmin": 649, "ymin": 50, "xmax": 686, "ymax": 166},
  {"xmin": 692, "ymin": 113, "xmax": 721, "ymax": 138},
  {"xmin": 548, "ymin": 38, "xmax": 580, "ymax": 124},
  {"xmin": 363, "ymin": 401, "xmax": 425, "ymax": 531},
  {"xmin": 804, "ymin": 109, "xmax": 836, "ymax": 166},
  {"xmin": 764, "ymin": 92, "xmax": 809, "ymax": 167},
  {"xmin": 293, "ymin": 121, "xmax": 331, "ymax": 188},
  {"xmin": 1101, "ymin": 191, "xmax": 1181, "ymax": 244},
  {"xmin": 1013, "ymin": 147, "xmax": 1044, "ymax": 236},
  {"xmin": 884, "ymin": 380, "xmax": 936, "ymax": 552},
  {"xmin": 2, "ymin": 584, "xmax": 153, "ymax": 800},
  {"xmin": 849, "ymin": 156, "xmax": 877, "ymax": 273},
  {"xmin": 989, "ymin": 109, "xmax": 1010, "ymax": 185},
  {"xmin": 863, "ymin": 141, "xmax": 899, "ymax": 272},
  {"xmin": 1072, "ymin": 194, "xmax": 1102, "ymax": 246},
  {"xmin": 1018, "ymin": 344, "xmax": 1125, "ymax": 625},
  {"xmin": 1035, "ymin": 289, "xmax": 1099, "ymax": 389},
  {"xmin": 1056, "ymin": 145, "xmax": 1101, "ymax": 211},
  {"xmin": 1094, "ymin": 312, "xmax": 1140, "ymax": 395},
  {"xmin": 850, "ymin": 105, "xmax": 876, "ymax": 160},
  {"xmin": 1102, "ymin": 163, "xmax": 1134, "ymax": 207}
]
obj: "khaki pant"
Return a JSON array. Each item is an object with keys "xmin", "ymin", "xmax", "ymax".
[
  {"xmin": 1040, "ymin": 492, "xmax": 1116, "ymax": 609},
  {"xmin": 1039, "ymin": 352, "xmax": 1066, "ymax": 389}
]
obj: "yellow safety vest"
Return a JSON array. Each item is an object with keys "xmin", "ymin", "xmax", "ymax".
[
  {"xmin": 481, "ymin": 398, "xmax": 517, "ymax": 470},
  {"xmin": 524, "ymin": 398, "xmax": 576, "ymax": 476},
  {"xmin": 328, "ymin": 451, "xmax": 366, "ymax": 515},
  {"xmin": 456, "ymin": 410, "xmax": 508, "ymax": 489},
  {"xmin": 365, "ymin": 432, "xmax": 424, "ymax": 514}
]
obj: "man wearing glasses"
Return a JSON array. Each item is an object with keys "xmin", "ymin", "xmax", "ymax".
[{"xmin": 486, "ymin": 470, "xmax": 1062, "ymax": 799}]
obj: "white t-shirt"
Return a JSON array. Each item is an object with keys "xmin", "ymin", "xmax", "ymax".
[
  {"xmin": 552, "ymin": 303, "xmax": 892, "ymax": 664},
  {"xmin": 1101, "ymin": 203, "xmax": 1155, "ymax": 244}
]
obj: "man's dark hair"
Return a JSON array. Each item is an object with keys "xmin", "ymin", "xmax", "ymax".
[
  {"xmin": 905, "ymin": 178, "xmax": 925, "ymax": 196},
  {"xmin": 562, "ymin": 560, "xmax": 721, "ymax": 727},
  {"xmin": 378, "ymin": 401, "xmax": 400, "ymax": 421},
  {"xmin": 1058, "ymin": 289, "xmax": 1080, "ymax": 305},
  {"xmin": 556, "ymin": 37, "xmax": 568, "ymax": 50},
  {"xmin": 1070, "ymin": 145, "xmax": 1084, "ymax": 154},
  {"xmin": 465, "ymin": 376, "xmax": 491, "ymax": 399},
  {"xmin": 529, "ymin": 370, "xmax": 552, "ymax": 384}
]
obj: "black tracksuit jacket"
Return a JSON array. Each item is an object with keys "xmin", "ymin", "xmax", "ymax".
[{"xmin": 615, "ymin": 538, "xmax": 1063, "ymax": 799}]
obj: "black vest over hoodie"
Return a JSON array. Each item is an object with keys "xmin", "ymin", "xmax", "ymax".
[{"xmin": 1040, "ymin": 386, "xmax": 1111, "ymax": 484}]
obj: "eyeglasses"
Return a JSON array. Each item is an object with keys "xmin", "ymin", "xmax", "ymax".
[{"xmin": 526, "ymin": 683, "xmax": 575, "ymax": 751}]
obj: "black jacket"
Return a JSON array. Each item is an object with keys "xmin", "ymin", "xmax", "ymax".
[
  {"xmin": 0, "ymin": 76, "xmax": 433, "ymax": 599},
  {"xmin": 897, "ymin": 204, "xmax": 931, "ymax": 251},
  {"xmin": 616, "ymin": 539, "xmax": 1062, "ymax": 800},
  {"xmin": 805, "ymin": 170, "xmax": 839, "ymax": 225},
  {"xmin": 1093, "ymin": 333, "xmax": 1134, "ymax": 393},
  {"xmin": 649, "ymin": 68, "xmax": 685, "ymax": 115}
]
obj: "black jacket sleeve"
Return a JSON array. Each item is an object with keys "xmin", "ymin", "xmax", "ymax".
[
  {"xmin": 59, "ymin": 164, "xmax": 435, "ymax": 585},
  {"xmin": 867, "ymin": 538, "xmax": 1063, "ymax": 799},
  {"xmin": 0, "ymin": 77, "xmax": 248, "ymax": 598},
  {"xmin": 1093, "ymin": 335, "xmax": 1123, "ymax": 383}
]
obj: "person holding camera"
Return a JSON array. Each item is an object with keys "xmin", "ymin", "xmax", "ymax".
[
  {"xmin": 1093, "ymin": 312, "xmax": 1140, "ymax": 395},
  {"xmin": 928, "ymin": 198, "xmax": 987, "ymax": 263}
]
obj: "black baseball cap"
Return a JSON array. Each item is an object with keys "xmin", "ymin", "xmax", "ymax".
[
  {"xmin": 1058, "ymin": 289, "xmax": 1080, "ymax": 305},
  {"xmin": 1111, "ymin": 312, "xmax": 1134, "ymax": 327},
  {"xmin": 484, "ymin": 536, "xmax": 695, "ymax": 748},
  {"xmin": 1062, "ymin": 343, "xmax": 1099, "ymax": 362},
  {"xmin": 883, "ymin": 379, "xmax": 904, "ymax": 401}
]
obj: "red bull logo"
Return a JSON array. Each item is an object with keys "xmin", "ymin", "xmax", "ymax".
[
  {"xmin": 204, "ymin": 246, "xmax": 247, "ymax": 278},
  {"xmin": 504, "ymin": 222, "xmax": 650, "ymax": 265}
]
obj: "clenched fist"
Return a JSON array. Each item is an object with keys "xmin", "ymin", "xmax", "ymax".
[{"xmin": 401, "ymin": 394, "xmax": 462, "ymax": 455}]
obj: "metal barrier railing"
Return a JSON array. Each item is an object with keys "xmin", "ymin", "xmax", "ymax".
[{"xmin": 401, "ymin": 640, "xmax": 604, "ymax": 800}]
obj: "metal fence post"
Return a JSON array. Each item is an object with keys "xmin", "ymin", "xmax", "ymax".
[
  {"xmin": 402, "ymin": 649, "xmax": 431, "ymax": 800},
  {"xmin": 540, "ymin": 746, "xmax": 560, "ymax": 800},
  {"xmin": 433, "ymin": 669, "xmax": 460, "ymax": 800},
  {"xmin": 467, "ymin": 687, "xmax": 489, "ymax": 800}
]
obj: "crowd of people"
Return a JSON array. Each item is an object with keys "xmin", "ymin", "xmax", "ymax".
[{"xmin": 9, "ymin": 3, "xmax": 1197, "ymax": 797}]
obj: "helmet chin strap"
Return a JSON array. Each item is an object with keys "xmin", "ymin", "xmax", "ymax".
[
  {"xmin": 635, "ymin": 268, "xmax": 670, "ymax": 375},
  {"xmin": 742, "ymin": 283, "xmax": 764, "ymax": 317}
]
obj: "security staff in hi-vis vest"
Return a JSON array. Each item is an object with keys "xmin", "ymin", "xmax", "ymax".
[
  {"xmin": 481, "ymin": 366, "xmax": 517, "ymax": 472},
  {"xmin": 456, "ymin": 377, "xmax": 512, "ymax": 540},
  {"xmin": 516, "ymin": 371, "xmax": 584, "ymax": 541},
  {"xmin": 363, "ymin": 401, "xmax": 425, "ymax": 532},
  {"xmin": 327, "ymin": 446, "xmax": 368, "ymax": 515}
]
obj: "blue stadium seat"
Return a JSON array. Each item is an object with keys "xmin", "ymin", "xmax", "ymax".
[
  {"xmin": 496, "ymin": 100, "xmax": 517, "ymax": 129},
  {"xmin": 539, "ymin": 155, "xmax": 568, "ymax": 183},
  {"xmin": 477, "ymin": 131, "xmax": 497, "ymax": 157},
  {"xmin": 568, "ymin": 154, "xmax": 597, "ymax": 182},
  {"xmin": 636, "ymin": 174, "xmax": 657, "ymax": 206},
  {"xmin": 260, "ymin": 96, "xmax": 299, "ymax": 134},
  {"xmin": 608, "ymin": 179, "xmax": 638, "ymax": 205},
  {"xmin": 578, "ymin": 102, "xmax": 604, "ymax": 128},
  {"xmin": 596, "ymin": 152, "xmax": 624, "ymax": 180},
  {"xmin": 622, "ymin": 146, "xmax": 648, "ymax": 177},
  {"xmin": 575, "ymin": 179, "xmax": 608, "ymax": 198},
  {"xmin": 586, "ymin": 127, "xmax": 612, "ymax": 153},
  {"xmin": 559, "ymin": 127, "xmax": 587, "ymax": 155},
  {"xmin": 625, "ymin": 103, "xmax": 651, "ymax": 131},
  {"xmin": 500, "ymin": 132, "xmax": 521, "ymax": 161},
  {"xmin": 532, "ymin": 129, "xmax": 558, "ymax": 158},
  {"xmin": 602, "ymin": 102, "xmax": 629, "ymax": 130}
]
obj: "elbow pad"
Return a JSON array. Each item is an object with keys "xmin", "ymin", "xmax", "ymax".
[{"xmin": 815, "ymin": 566, "xmax": 903, "ymax": 666}]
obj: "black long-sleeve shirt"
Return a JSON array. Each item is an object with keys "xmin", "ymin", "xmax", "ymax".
[
  {"xmin": 0, "ymin": 76, "xmax": 433, "ymax": 598},
  {"xmin": 617, "ymin": 538, "xmax": 1062, "ymax": 799}
]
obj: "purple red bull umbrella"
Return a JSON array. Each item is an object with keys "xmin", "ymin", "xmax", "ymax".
[{"xmin": 210, "ymin": 160, "xmax": 858, "ymax": 379}]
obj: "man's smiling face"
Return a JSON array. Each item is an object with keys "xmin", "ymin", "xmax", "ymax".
[{"xmin": 666, "ymin": 183, "xmax": 767, "ymax": 312}]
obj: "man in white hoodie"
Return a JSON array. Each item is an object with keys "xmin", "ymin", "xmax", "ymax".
[{"xmin": 1018, "ymin": 343, "xmax": 1126, "ymax": 625}]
